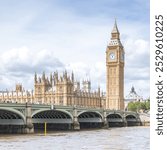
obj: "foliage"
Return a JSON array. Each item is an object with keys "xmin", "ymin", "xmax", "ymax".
[{"xmin": 127, "ymin": 99, "xmax": 150, "ymax": 112}]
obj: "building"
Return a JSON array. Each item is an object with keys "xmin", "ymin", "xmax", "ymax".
[
  {"xmin": 124, "ymin": 86, "xmax": 143, "ymax": 110},
  {"xmin": 34, "ymin": 71, "xmax": 105, "ymax": 108},
  {"xmin": 0, "ymin": 21, "xmax": 125, "ymax": 110},
  {"xmin": 0, "ymin": 84, "xmax": 34, "ymax": 104},
  {"xmin": 0, "ymin": 72, "xmax": 105, "ymax": 108},
  {"xmin": 106, "ymin": 20, "xmax": 125, "ymax": 110}
]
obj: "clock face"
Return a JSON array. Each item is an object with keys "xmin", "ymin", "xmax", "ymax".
[{"xmin": 110, "ymin": 53, "xmax": 115, "ymax": 60}]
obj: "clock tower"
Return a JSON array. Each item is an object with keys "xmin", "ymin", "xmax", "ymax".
[{"xmin": 106, "ymin": 20, "xmax": 125, "ymax": 110}]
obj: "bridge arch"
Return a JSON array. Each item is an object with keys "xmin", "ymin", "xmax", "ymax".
[
  {"xmin": 32, "ymin": 109, "xmax": 73, "ymax": 131},
  {"xmin": 0, "ymin": 107, "xmax": 26, "ymax": 124},
  {"xmin": 0, "ymin": 107, "xmax": 26, "ymax": 133},
  {"xmin": 125, "ymin": 114, "xmax": 139, "ymax": 126},
  {"xmin": 32, "ymin": 109, "xmax": 73, "ymax": 120},
  {"xmin": 106, "ymin": 113, "xmax": 124, "ymax": 127},
  {"xmin": 106, "ymin": 112, "xmax": 123, "ymax": 119},
  {"xmin": 77, "ymin": 111, "xmax": 103, "ymax": 129},
  {"xmin": 77, "ymin": 111, "xmax": 103, "ymax": 119},
  {"xmin": 125, "ymin": 114, "xmax": 137, "ymax": 120}
]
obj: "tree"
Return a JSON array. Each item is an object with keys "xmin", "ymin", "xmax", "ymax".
[
  {"xmin": 145, "ymin": 99, "xmax": 150, "ymax": 110},
  {"xmin": 127, "ymin": 99, "xmax": 150, "ymax": 112}
]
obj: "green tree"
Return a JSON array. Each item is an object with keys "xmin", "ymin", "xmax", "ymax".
[
  {"xmin": 145, "ymin": 99, "xmax": 150, "ymax": 110},
  {"xmin": 127, "ymin": 99, "xmax": 150, "ymax": 112}
]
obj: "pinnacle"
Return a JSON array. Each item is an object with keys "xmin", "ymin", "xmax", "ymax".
[{"xmin": 112, "ymin": 19, "xmax": 119, "ymax": 34}]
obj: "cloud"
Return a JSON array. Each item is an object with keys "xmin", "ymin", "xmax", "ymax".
[
  {"xmin": 0, "ymin": 47, "xmax": 65, "ymax": 90},
  {"xmin": 123, "ymin": 37, "xmax": 149, "ymax": 98},
  {"xmin": 0, "ymin": 46, "xmax": 64, "ymax": 74}
]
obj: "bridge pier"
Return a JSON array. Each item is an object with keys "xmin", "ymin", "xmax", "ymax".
[
  {"xmin": 72, "ymin": 107, "xmax": 80, "ymax": 130},
  {"xmin": 137, "ymin": 118, "xmax": 142, "ymax": 126},
  {"xmin": 24, "ymin": 103, "xmax": 34, "ymax": 134},
  {"xmin": 137, "ymin": 114, "xmax": 142, "ymax": 126},
  {"xmin": 72, "ymin": 121, "xmax": 80, "ymax": 130},
  {"xmin": 102, "ymin": 120, "xmax": 109, "ymax": 129},
  {"xmin": 123, "ymin": 114, "xmax": 127, "ymax": 127},
  {"xmin": 102, "ymin": 111, "xmax": 109, "ymax": 129}
]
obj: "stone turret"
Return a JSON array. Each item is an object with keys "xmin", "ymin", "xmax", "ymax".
[
  {"xmin": 54, "ymin": 71, "xmax": 74, "ymax": 106},
  {"xmin": 53, "ymin": 71, "xmax": 58, "ymax": 84},
  {"xmin": 71, "ymin": 71, "xmax": 74, "ymax": 83},
  {"xmin": 15, "ymin": 84, "xmax": 23, "ymax": 92},
  {"xmin": 50, "ymin": 73, "xmax": 53, "ymax": 85},
  {"xmin": 74, "ymin": 81, "xmax": 80, "ymax": 92},
  {"xmin": 34, "ymin": 72, "xmax": 37, "ymax": 83},
  {"xmin": 82, "ymin": 80, "xmax": 91, "ymax": 93},
  {"xmin": 98, "ymin": 85, "xmax": 101, "ymax": 96},
  {"xmin": 42, "ymin": 71, "xmax": 45, "ymax": 82}
]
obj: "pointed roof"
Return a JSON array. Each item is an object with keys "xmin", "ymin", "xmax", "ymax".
[
  {"xmin": 42, "ymin": 71, "xmax": 45, "ymax": 80},
  {"xmin": 130, "ymin": 86, "xmax": 137, "ymax": 95},
  {"xmin": 34, "ymin": 72, "xmax": 37, "ymax": 81},
  {"xmin": 112, "ymin": 19, "xmax": 119, "ymax": 34}
]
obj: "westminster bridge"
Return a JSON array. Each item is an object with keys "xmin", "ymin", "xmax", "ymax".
[{"xmin": 0, "ymin": 103, "xmax": 142, "ymax": 133}]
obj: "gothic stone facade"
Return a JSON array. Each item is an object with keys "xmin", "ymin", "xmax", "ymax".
[
  {"xmin": 0, "ymin": 72, "xmax": 105, "ymax": 108},
  {"xmin": 34, "ymin": 71, "xmax": 105, "ymax": 108}
]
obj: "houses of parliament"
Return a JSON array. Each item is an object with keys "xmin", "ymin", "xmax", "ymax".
[{"xmin": 0, "ymin": 21, "xmax": 125, "ymax": 110}]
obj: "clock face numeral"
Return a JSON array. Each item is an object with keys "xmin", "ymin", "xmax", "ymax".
[{"xmin": 110, "ymin": 53, "xmax": 115, "ymax": 60}]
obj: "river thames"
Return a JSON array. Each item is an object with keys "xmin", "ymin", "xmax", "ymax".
[{"xmin": 0, "ymin": 126, "xmax": 149, "ymax": 150}]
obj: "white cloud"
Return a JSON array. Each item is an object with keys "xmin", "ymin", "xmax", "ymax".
[
  {"xmin": 125, "ymin": 39, "xmax": 149, "ymax": 67},
  {"xmin": 0, "ymin": 47, "xmax": 64, "ymax": 90},
  {"xmin": 0, "ymin": 46, "xmax": 64, "ymax": 73},
  {"xmin": 124, "ymin": 37, "xmax": 149, "ymax": 98}
]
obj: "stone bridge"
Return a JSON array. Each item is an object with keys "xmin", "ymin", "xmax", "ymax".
[{"xmin": 0, "ymin": 103, "xmax": 141, "ymax": 133}]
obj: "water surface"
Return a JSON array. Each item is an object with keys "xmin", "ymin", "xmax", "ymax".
[{"xmin": 0, "ymin": 127, "xmax": 149, "ymax": 150}]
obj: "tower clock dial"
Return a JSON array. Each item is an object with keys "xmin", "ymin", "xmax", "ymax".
[{"xmin": 110, "ymin": 52, "xmax": 115, "ymax": 60}]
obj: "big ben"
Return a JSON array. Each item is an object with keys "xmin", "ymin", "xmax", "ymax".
[{"xmin": 106, "ymin": 20, "xmax": 124, "ymax": 110}]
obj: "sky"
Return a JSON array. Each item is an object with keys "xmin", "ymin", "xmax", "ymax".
[{"xmin": 0, "ymin": 0, "xmax": 150, "ymax": 99}]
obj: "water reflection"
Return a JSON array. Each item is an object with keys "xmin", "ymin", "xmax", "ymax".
[{"xmin": 0, "ymin": 127, "xmax": 149, "ymax": 150}]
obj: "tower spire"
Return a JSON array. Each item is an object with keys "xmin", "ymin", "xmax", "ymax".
[
  {"xmin": 42, "ymin": 71, "xmax": 45, "ymax": 82},
  {"xmin": 34, "ymin": 72, "xmax": 37, "ymax": 83},
  {"xmin": 111, "ymin": 19, "xmax": 120, "ymax": 39},
  {"xmin": 112, "ymin": 19, "xmax": 119, "ymax": 33},
  {"xmin": 71, "ymin": 71, "xmax": 74, "ymax": 82}
]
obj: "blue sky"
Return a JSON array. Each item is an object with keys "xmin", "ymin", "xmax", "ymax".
[{"xmin": 0, "ymin": 0, "xmax": 149, "ymax": 98}]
